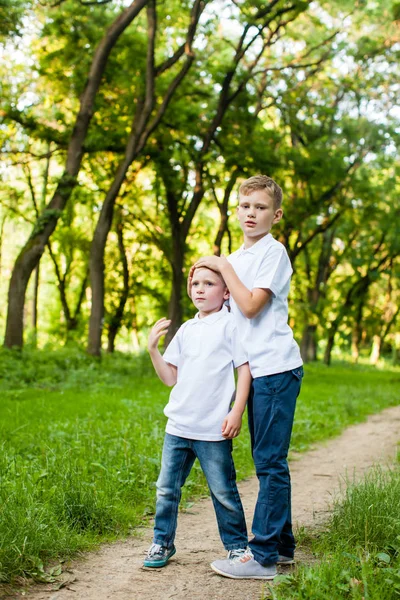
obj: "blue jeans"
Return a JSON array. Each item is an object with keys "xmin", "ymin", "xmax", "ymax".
[
  {"xmin": 248, "ymin": 367, "xmax": 303, "ymax": 566},
  {"xmin": 153, "ymin": 433, "xmax": 248, "ymax": 550}
]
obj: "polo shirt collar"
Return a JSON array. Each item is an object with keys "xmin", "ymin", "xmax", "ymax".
[
  {"xmin": 193, "ymin": 304, "xmax": 228, "ymax": 324},
  {"xmin": 238, "ymin": 233, "xmax": 273, "ymax": 255}
]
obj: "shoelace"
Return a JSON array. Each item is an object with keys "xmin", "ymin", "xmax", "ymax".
[
  {"xmin": 147, "ymin": 543, "xmax": 163, "ymax": 557},
  {"xmin": 228, "ymin": 548, "xmax": 253, "ymax": 562}
]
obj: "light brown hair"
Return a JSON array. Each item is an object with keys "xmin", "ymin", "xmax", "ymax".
[{"xmin": 239, "ymin": 175, "xmax": 283, "ymax": 209}]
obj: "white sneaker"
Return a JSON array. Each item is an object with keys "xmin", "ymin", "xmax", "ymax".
[{"xmin": 211, "ymin": 552, "xmax": 277, "ymax": 580}]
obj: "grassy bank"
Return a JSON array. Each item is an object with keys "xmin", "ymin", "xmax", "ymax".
[
  {"xmin": 0, "ymin": 348, "xmax": 399, "ymax": 582},
  {"xmin": 266, "ymin": 458, "xmax": 400, "ymax": 599}
]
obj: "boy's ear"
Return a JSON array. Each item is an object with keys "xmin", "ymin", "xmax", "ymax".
[
  {"xmin": 273, "ymin": 208, "xmax": 283, "ymax": 224},
  {"xmin": 223, "ymin": 288, "xmax": 230, "ymax": 300}
]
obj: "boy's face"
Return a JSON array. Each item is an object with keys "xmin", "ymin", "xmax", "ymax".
[
  {"xmin": 237, "ymin": 189, "xmax": 283, "ymax": 243},
  {"xmin": 190, "ymin": 268, "xmax": 229, "ymax": 318}
]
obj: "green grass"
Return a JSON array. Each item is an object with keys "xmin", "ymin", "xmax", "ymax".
[
  {"xmin": 290, "ymin": 361, "xmax": 400, "ymax": 452},
  {"xmin": 0, "ymin": 348, "xmax": 399, "ymax": 583},
  {"xmin": 265, "ymin": 460, "xmax": 400, "ymax": 600}
]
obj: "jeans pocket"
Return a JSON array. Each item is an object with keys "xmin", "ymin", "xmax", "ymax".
[
  {"xmin": 291, "ymin": 367, "xmax": 304, "ymax": 381},
  {"xmin": 264, "ymin": 372, "xmax": 285, "ymax": 395}
]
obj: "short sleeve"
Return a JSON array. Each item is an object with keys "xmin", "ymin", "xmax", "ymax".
[
  {"xmin": 163, "ymin": 326, "xmax": 183, "ymax": 366},
  {"xmin": 253, "ymin": 245, "xmax": 293, "ymax": 297},
  {"xmin": 230, "ymin": 322, "xmax": 248, "ymax": 368}
]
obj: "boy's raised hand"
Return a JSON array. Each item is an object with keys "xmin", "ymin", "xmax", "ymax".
[{"xmin": 148, "ymin": 318, "xmax": 171, "ymax": 351}]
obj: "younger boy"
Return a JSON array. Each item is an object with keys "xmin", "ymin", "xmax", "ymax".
[
  {"xmin": 193, "ymin": 175, "xmax": 303, "ymax": 580},
  {"xmin": 144, "ymin": 266, "xmax": 251, "ymax": 568}
]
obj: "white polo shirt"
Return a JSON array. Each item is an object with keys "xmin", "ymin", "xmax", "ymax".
[
  {"xmin": 163, "ymin": 305, "xmax": 247, "ymax": 441},
  {"xmin": 228, "ymin": 233, "xmax": 302, "ymax": 378}
]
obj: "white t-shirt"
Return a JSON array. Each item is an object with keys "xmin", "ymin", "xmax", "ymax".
[
  {"xmin": 228, "ymin": 233, "xmax": 302, "ymax": 378},
  {"xmin": 163, "ymin": 305, "xmax": 247, "ymax": 441}
]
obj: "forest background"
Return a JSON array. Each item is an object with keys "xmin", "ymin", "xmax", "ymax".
[
  {"xmin": 0, "ymin": 0, "xmax": 399, "ymax": 363},
  {"xmin": 1, "ymin": 1, "xmax": 400, "ymax": 592}
]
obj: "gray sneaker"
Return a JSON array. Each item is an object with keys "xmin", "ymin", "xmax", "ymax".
[
  {"xmin": 211, "ymin": 551, "xmax": 277, "ymax": 580},
  {"xmin": 277, "ymin": 554, "xmax": 295, "ymax": 565},
  {"xmin": 143, "ymin": 543, "xmax": 176, "ymax": 568}
]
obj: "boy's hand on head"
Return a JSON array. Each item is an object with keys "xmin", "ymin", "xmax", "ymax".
[
  {"xmin": 148, "ymin": 318, "xmax": 171, "ymax": 351},
  {"xmin": 187, "ymin": 256, "xmax": 229, "ymax": 297},
  {"xmin": 194, "ymin": 255, "xmax": 228, "ymax": 273},
  {"xmin": 221, "ymin": 410, "xmax": 242, "ymax": 439}
]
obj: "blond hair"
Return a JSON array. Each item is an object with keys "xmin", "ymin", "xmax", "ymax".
[{"xmin": 239, "ymin": 175, "xmax": 283, "ymax": 209}]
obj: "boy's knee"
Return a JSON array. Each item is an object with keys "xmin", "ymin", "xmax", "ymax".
[
  {"xmin": 211, "ymin": 487, "xmax": 240, "ymax": 512},
  {"xmin": 254, "ymin": 458, "xmax": 288, "ymax": 477},
  {"xmin": 156, "ymin": 481, "xmax": 177, "ymax": 501}
]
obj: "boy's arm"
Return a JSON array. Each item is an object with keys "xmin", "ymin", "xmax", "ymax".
[
  {"xmin": 222, "ymin": 362, "xmax": 252, "ymax": 439},
  {"xmin": 193, "ymin": 256, "xmax": 272, "ymax": 318},
  {"xmin": 148, "ymin": 318, "xmax": 178, "ymax": 387}
]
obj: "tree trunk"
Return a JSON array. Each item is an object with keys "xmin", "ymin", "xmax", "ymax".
[
  {"xmin": 62, "ymin": 274, "xmax": 88, "ymax": 339},
  {"xmin": 213, "ymin": 211, "xmax": 229, "ymax": 256},
  {"xmin": 31, "ymin": 264, "xmax": 40, "ymax": 347},
  {"xmin": 5, "ymin": 244, "xmax": 40, "ymax": 348},
  {"xmin": 130, "ymin": 295, "xmax": 140, "ymax": 352},
  {"xmin": 351, "ymin": 325, "xmax": 361, "ymax": 363},
  {"xmin": 3, "ymin": 0, "xmax": 149, "ymax": 349},
  {"xmin": 391, "ymin": 332, "xmax": 400, "ymax": 366},
  {"xmin": 370, "ymin": 272, "xmax": 399, "ymax": 366},
  {"xmin": 107, "ymin": 218, "xmax": 130, "ymax": 353},
  {"xmin": 300, "ymin": 324, "xmax": 318, "ymax": 362},
  {"xmin": 392, "ymin": 343, "xmax": 400, "ymax": 366},
  {"xmin": 370, "ymin": 334, "xmax": 381, "ymax": 365},
  {"xmin": 88, "ymin": 211, "xmax": 109, "ymax": 355},
  {"xmin": 107, "ymin": 326, "xmax": 117, "ymax": 354},
  {"xmin": 166, "ymin": 249, "xmax": 185, "ymax": 346},
  {"xmin": 212, "ymin": 171, "xmax": 238, "ymax": 255},
  {"xmin": 158, "ymin": 160, "xmax": 193, "ymax": 347},
  {"xmin": 47, "ymin": 241, "xmax": 88, "ymax": 339},
  {"xmin": 323, "ymin": 264, "xmax": 381, "ymax": 366},
  {"xmin": 351, "ymin": 302, "xmax": 364, "ymax": 363},
  {"xmin": 351, "ymin": 328, "xmax": 360, "ymax": 363},
  {"xmin": 324, "ymin": 329, "xmax": 336, "ymax": 365},
  {"xmin": 0, "ymin": 215, "xmax": 6, "ymax": 279}
]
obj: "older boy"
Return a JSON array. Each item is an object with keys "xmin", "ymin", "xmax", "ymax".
[
  {"xmin": 193, "ymin": 175, "xmax": 303, "ymax": 580},
  {"xmin": 144, "ymin": 266, "xmax": 251, "ymax": 568}
]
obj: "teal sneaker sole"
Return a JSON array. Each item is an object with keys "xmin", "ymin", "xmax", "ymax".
[{"xmin": 143, "ymin": 546, "xmax": 176, "ymax": 568}]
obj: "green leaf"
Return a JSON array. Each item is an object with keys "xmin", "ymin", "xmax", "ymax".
[
  {"xmin": 35, "ymin": 470, "xmax": 49, "ymax": 482},
  {"xmin": 376, "ymin": 552, "xmax": 391, "ymax": 564},
  {"xmin": 90, "ymin": 462, "xmax": 108, "ymax": 471},
  {"xmin": 49, "ymin": 564, "xmax": 62, "ymax": 577}
]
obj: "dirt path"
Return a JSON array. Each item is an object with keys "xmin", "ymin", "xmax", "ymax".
[{"xmin": 9, "ymin": 405, "xmax": 400, "ymax": 600}]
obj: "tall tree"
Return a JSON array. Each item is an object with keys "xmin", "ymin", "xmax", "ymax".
[
  {"xmin": 87, "ymin": 0, "xmax": 206, "ymax": 355},
  {"xmin": 3, "ymin": 0, "xmax": 149, "ymax": 348}
]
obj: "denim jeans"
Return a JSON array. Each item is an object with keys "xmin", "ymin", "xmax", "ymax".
[
  {"xmin": 248, "ymin": 367, "xmax": 303, "ymax": 566},
  {"xmin": 153, "ymin": 433, "xmax": 248, "ymax": 550}
]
